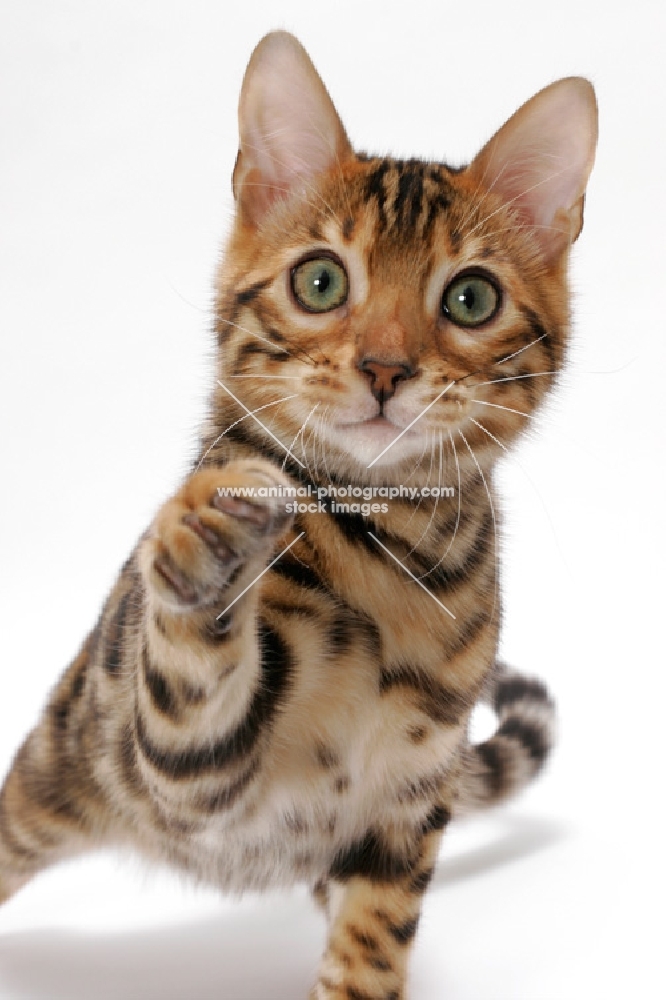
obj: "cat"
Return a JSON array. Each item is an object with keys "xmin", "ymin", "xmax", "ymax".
[{"xmin": 0, "ymin": 31, "xmax": 597, "ymax": 999}]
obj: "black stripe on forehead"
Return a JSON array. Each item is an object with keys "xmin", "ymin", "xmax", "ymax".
[
  {"xmin": 363, "ymin": 157, "xmax": 453, "ymax": 240},
  {"xmin": 423, "ymin": 170, "xmax": 453, "ymax": 240},
  {"xmin": 394, "ymin": 164, "xmax": 425, "ymax": 232},
  {"xmin": 364, "ymin": 158, "xmax": 392, "ymax": 230}
]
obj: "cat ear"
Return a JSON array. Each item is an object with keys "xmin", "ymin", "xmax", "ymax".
[
  {"xmin": 468, "ymin": 77, "xmax": 598, "ymax": 260},
  {"xmin": 233, "ymin": 32, "xmax": 352, "ymax": 225}
]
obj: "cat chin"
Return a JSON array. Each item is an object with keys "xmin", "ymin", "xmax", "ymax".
[{"xmin": 328, "ymin": 418, "xmax": 425, "ymax": 469}]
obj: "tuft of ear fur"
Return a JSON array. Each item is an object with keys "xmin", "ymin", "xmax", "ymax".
[
  {"xmin": 233, "ymin": 31, "xmax": 352, "ymax": 225},
  {"xmin": 468, "ymin": 77, "xmax": 598, "ymax": 261}
]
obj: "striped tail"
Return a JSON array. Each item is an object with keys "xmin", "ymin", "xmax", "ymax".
[{"xmin": 454, "ymin": 663, "xmax": 556, "ymax": 817}]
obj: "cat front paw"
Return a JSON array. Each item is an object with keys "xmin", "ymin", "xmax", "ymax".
[{"xmin": 140, "ymin": 461, "xmax": 294, "ymax": 610}]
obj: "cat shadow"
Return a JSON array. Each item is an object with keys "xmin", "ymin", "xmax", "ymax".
[
  {"xmin": 435, "ymin": 813, "xmax": 567, "ymax": 887},
  {"xmin": 0, "ymin": 896, "xmax": 321, "ymax": 1000},
  {"xmin": 0, "ymin": 815, "xmax": 566, "ymax": 1000}
]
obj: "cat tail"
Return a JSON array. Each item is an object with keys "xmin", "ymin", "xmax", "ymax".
[{"xmin": 453, "ymin": 663, "xmax": 556, "ymax": 817}]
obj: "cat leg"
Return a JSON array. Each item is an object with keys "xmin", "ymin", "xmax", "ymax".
[
  {"xmin": 126, "ymin": 460, "xmax": 294, "ymax": 831},
  {"xmin": 0, "ymin": 640, "xmax": 109, "ymax": 904},
  {"xmin": 311, "ymin": 804, "xmax": 451, "ymax": 1000},
  {"xmin": 0, "ymin": 459, "xmax": 293, "ymax": 904}
]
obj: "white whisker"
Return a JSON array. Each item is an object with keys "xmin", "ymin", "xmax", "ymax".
[
  {"xmin": 164, "ymin": 279, "xmax": 207, "ymax": 314},
  {"xmin": 470, "ymin": 417, "xmax": 571, "ymax": 576},
  {"xmin": 217, "ymin": 380, "xmax": 305, "ymax": 468},
  {"xmin": 405, "ymin": 431, "xmax": 443, "ymax": 555},
  {"xmin": 318, "ymin": 407, "xmax": 334, "ymax": 485},
  {"xmin": 366, "ymin": 532, "xmax": 456, "ymax": 620},
  {"xmin": 459, "ymin": 429, "xmax": 499, "ymax": 627},
  {"xmin": 306, "ymin": 416, "xmax": 321, "ymax": 478},
  {"xmin": 405, "ymin": 430, "xmax": 434, "ymax": 526},
  {"xmin": 300, "ymin": 413, "xmax": 320, "ymax": 480},
  {"xmin": 217, "ymin": 315, "xmax": 289, "ymax": 353},
  {"xmin": 577, "ymin": 358, "xmax": 638, "ymax": 376},
  {"xmin": 196, "ymin": 394, "xmax": 298, "ymax": 471},
  {"xmin": 469, "ymin": 418, "xmax": 506, "ymax": 453},
  {"xmin": 402, "ymin": 431, "xmax": 430, "ymax": 485},
  {"xmin": 477, "ymin": 370, "xmax": 558, "ymax": 387},
  {"xmin": 417, "ymin": 430, "xmax": 461, "ymax": 579},
  {"xmin": 218, "ymin": 313, "xmax": 323, "ymax": 368},
  {"xmin": 495, "ymin": 333, "xmax": 547, "ymax": 366},
  {"xmin": 216, "ymin": 532, "xmax": 306, "ymax": 619},
  {"xmin": 474, "ymin": 399, "xmax": 529, "ymax": 417},
  {"xmin": 282, "ymin": 403, "xmax": 319, "ymax": 473}
]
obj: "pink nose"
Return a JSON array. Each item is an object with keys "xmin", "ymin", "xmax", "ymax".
[{"xmin": 358, "ymin": 358, "xmax": 415, "ymax": 402}]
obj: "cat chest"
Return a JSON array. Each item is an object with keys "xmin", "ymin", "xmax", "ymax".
[
  {"xmin": 170, "ymin": 690, "xmax": 462, "ymax": 891},
  {"xmin": 150, "ymin": 597, "xmax": 484, "ymax": 889}
]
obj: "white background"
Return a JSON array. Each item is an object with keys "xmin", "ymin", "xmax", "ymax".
[{"xmin": 1, "ymin": 1, "xmax": 664, "ymax": 997}]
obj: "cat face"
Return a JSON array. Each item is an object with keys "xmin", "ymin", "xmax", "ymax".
[{"xmin": 214, "ymin": 33, "xmax": 597, "ymax": 477}]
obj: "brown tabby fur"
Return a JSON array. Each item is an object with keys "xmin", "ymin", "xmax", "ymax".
[{"xmin": 0, "ymin": 32, "xmax": 596, "ymax": 999}]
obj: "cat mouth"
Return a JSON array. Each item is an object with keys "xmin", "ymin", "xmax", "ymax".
[
  {"xmin": 339, "ymin": 415, "xmax": 402, "ymax": 433},
  {"xmin": 356, "ymin": 416, "xmax": 397, "ymax": 429},
  {"xmin": 339, "ymin": 414, "xmax": 420, "ymax": 443}
]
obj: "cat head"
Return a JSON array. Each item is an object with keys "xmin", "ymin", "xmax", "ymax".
[{"xmin": 213, "ymin": 32, "xmax": 597, "ymax": 479}]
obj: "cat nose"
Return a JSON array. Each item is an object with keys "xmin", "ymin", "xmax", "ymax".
[{"xmin": 358, "ymin": 358, "xmax": 416, "ymax": 402}]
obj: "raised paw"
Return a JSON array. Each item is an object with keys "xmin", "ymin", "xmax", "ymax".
[{"xmin": 139, "ymin": 460, "xmax": 294, "ymax": 610}]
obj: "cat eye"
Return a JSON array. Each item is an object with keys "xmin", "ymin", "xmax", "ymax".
[
  {"xmin": 291, "ymin": 255, "xmax": 349, "ymax": 313},
  {"xmin": 442, "ymin": 272, "xmax": 500, "ymax": 328}
]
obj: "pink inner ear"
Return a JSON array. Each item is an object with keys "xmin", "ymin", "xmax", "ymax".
[
  {"xmin": 470, "ymin": 78, "xmax": 598, "ymax": 256},
  {"xmin": 246, "ymin": 86, "xmax": 342, "ymax": 185},
  {"xmin": 235, "ymin": 32, "xmax": 352, "ymax": 223}
]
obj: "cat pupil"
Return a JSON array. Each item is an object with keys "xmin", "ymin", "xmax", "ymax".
[
  {"xmin": 314, "ymin": 269, "xmax": 330, "ymax": 294},
  {"xmin": 460, "ymin": 287, "xmax": 475, "ymax": 310}
]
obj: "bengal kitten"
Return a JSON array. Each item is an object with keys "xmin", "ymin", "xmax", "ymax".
[{"xmin": 0, "ymin": 32, "xmax": 597, "ymax": 999}]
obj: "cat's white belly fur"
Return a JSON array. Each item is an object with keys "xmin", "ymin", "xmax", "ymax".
[{"xmin": 173, "ymin": 717, "xmax": 461, "ymax": 892}]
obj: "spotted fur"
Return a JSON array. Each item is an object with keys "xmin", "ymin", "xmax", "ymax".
[{"xmin": 0, "ymin": 32, "xmax": 597, "ymax": 999}]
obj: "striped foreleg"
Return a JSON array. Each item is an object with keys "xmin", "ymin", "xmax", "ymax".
[
  {"xmin": 311, "ymin": 803, "xmax": 452, "ymax": 1000},
  {"xmin": 130, "ymin": 461, "xmax": 295, "ymax": 819}
]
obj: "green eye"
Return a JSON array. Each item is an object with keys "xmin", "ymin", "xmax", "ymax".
[
  {"xmin": 291, "ymin": 256, "xmax": 348, "ymax": 313},
  {"xmin": 442, "ymin": 273, "xmax": 500, "ymax": 328}
]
